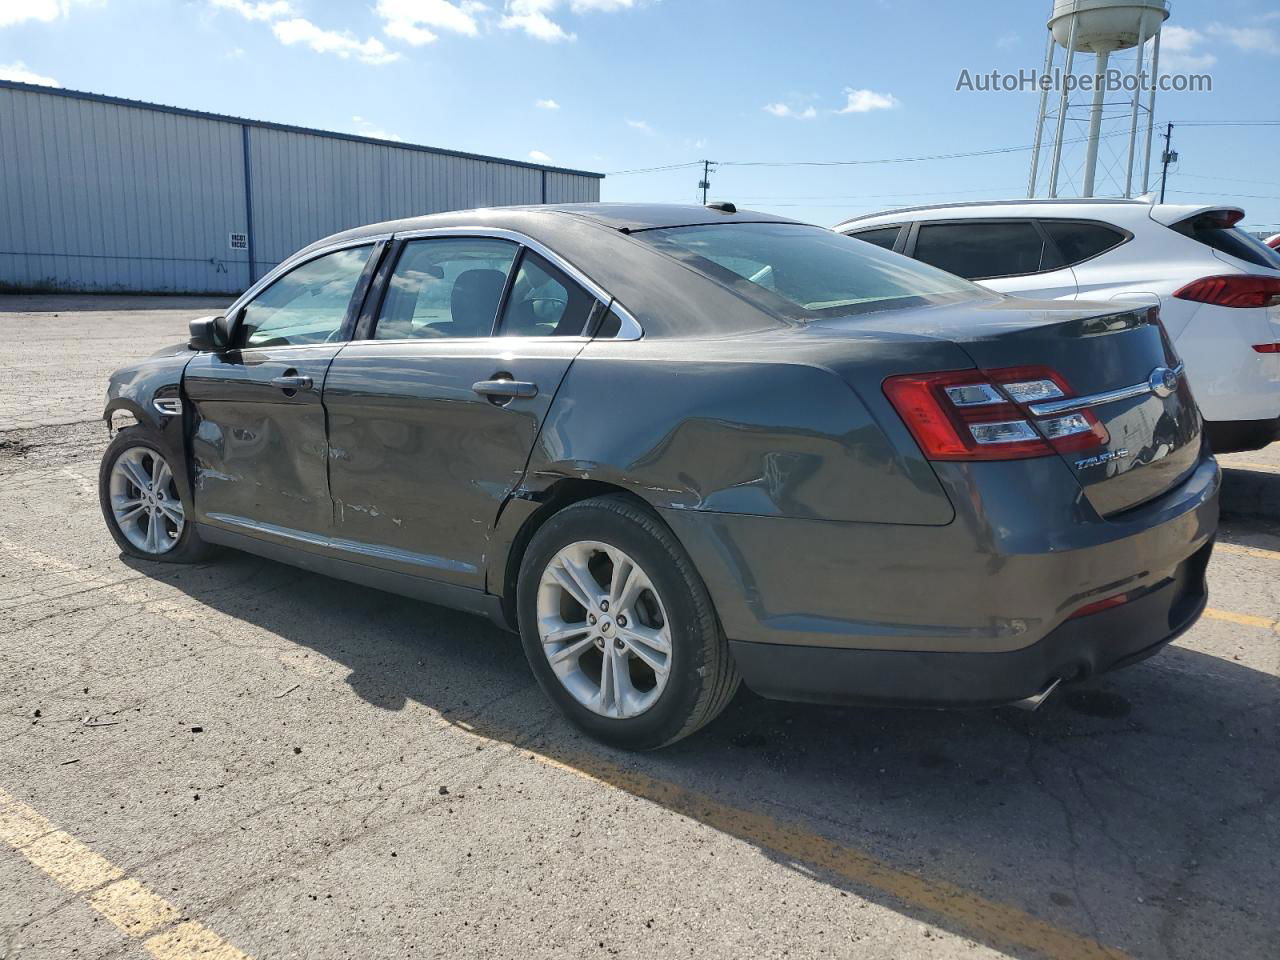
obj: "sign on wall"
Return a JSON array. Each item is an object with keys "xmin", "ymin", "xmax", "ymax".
[{"xmin": 228, "ymin": 233, "xmax": 248, "ymax": 251}]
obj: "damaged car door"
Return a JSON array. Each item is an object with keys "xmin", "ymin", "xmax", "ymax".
[
  {"xmin": 321, "ymin": 234, "xmax": 600, "ymax": 590},
  {"xmin": 184, "ymin": 242, "xmax": 380, "ymax": 542}
]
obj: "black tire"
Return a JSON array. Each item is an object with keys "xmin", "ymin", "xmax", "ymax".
[
  {"xmin": 98, "ymin": 428, "xmax": 211, "ymax": 564},
  {"xmin": 517, "ymin": 495, "xmax": 739, "ymax": 749}
]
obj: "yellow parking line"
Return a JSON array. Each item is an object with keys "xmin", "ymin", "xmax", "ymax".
[
  {"xmin": 1215, "ymin": 542, "xmax": 1280, "ymax": 562},
  {"xmin": 1203, "ymin": 608, "xmax": 1280, "ymax": 632},
  {"xmin": 513, "ymin": 746, "xmax": 1130, "ymax": 960},
  {"xmin": 0, "ymin": 786, "xmax": 251, "ymax": 960}
]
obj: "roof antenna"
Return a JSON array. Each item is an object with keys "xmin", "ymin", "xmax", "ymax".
[{"xmin": 706, "ymin": 201, "xmax": 737, "ymax": 214}]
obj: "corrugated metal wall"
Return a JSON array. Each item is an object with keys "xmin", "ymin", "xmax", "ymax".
[{"xmin": 0, "ymin": 82, "xmax": 602, "ymax": 294}]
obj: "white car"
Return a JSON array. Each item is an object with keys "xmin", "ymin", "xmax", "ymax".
[{"xmin": 836, "ymin": 199, "xmax": 1280, "ymax": 453}]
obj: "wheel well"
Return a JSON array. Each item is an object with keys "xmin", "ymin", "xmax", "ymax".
[{"xmin": 498, "ymin": 479, "xmax": 654, "ymax": 628}]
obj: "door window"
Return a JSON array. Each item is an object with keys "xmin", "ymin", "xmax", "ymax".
[
  {"xmin": 374, "ymin": 237, "xmax": 518, "ymax": 340},
  {"xmin": 848, "ymin": 226, "xmax": 903, "ymax": 251},
  {"xmin": 497, "ymin": 250, "xmax": 597, "ymax": 337},
  {"xmin": 239, "ymin": 245, "xmax": 372, "ymax": 348},
  {"xmin": 912, "ymin": 221, "xmax": 1056, "ymax": 280}
]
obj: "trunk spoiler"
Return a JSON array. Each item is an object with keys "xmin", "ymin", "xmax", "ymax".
[{"xmin": 1149, "ymin": 204, "xmax": 1245, "ymax": 227}]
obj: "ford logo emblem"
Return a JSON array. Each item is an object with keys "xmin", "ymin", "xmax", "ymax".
[{"xmin": 1148, "ymin": 365, "xmax": 1179, "ymax": 399}]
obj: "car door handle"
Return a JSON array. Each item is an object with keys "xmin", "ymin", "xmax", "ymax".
[
  {"xmin": 271, "ymin": 374, "xmax": 313, "ymax": 391},
  {"xmin": 472, "ymin": 379, "xmax": 538, "ymax": 399}
]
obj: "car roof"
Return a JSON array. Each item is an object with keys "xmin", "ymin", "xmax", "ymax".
[
  {"xmin": 834, "ymin": 198, "xmax": 1245, "ymax": 231},
  {"xmin": 315, "ymin": 203, "xmax": 799, "ymax": 249}
]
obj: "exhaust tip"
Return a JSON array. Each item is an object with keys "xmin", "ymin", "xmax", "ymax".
[{"xmin": 1011, "ymin": 677, "xmax": 1062, "ymax": 712}]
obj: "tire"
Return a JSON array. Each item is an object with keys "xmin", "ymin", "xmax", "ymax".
[
  {"xmin": 517, "ymin": 494, "xmax": 739, "ymax": 749},
  {"xmin": 98, "ymin": 428, "xmax": 211, "ymax": 564}
]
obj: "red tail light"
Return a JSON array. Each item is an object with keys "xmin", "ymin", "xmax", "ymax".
[
  {"xmin": 1254, "ymin": 343, "xmax": 1280, "ymax": 354},
  {"xmin": 1173, "ymin": 275, "xmax": 1280, "ymax": 309},
  {"xmin": 1068, "ymin": 592, "xmax": 1130, "ymax": 620},
  {"xmin": 883, "ymin": 366, "xmax": 1109, "ymax": 462}
]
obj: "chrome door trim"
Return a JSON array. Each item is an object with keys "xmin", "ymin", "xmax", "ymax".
[
  {"xmin": 389, "ymin": 226, "xmax": 644, "ymax": 340},
  {"xmin": 1028, "ymin": 363, "xmax": 1184, "ymax": 417}
]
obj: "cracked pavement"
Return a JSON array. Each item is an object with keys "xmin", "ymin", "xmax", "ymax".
[{"xmin": 1, "ymin": 295, "xmax": 1278, "ymax": 960}]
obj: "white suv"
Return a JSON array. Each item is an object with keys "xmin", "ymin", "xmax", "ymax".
[{"xmin": 836, "ymin": 199, "xmax": 1280, "ymax": 453}]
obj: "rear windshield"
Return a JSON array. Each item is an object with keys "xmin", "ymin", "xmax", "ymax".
[
  {"xmin": 1170, "ymin": 216, "xmax": 1280, "ymax": 270},
  {"xmin": 637, "ymin": 222, "xmax": 981, "ymax": 318}
]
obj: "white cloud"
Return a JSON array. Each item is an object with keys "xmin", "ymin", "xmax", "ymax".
[
  {"xmin": 836, "ymin": 87, "xmax": 899, "ymax": 113},
  {"xmin": 763, "ymin": 102, "xmax": 816, "ymax": 119},
  {"xmin": 352, "ymin": 115, "xmax": 404, "ymax": 141},
  {"xmin": 500, "ymin": 1, "xmax": 575, "ymax": 42},
  {"xmin": 499, "ymin": 0, "xmax": 637, "ymax": 42},
  {"xmin": 210, "ymin": 0, "xmax": 293, "ymax": 21},
  {"xmin": 376, "ymin": 0, "xmax": 485, "ymax": 46},
  {"xmin": 226, "ymin": 47, "xmax": 247, "ymax": 58},
  {"xmin": 535, "ymin": 97, "xmax": 560, "ymax": 109},
  {"xmin": 0, "ymin": 61, "xmax": 60, "ymax": 86},
  {"xmin": 0, "ymin": 0, "xmax": 95, "ymax": 28},
  {"xmin": 529, "ymin": 149, "xmax": 552, "ymax": 161},
  {"xmin": 1160, "ymin": 25, "xmax": 1217, "ymax": 70},
  {"xmin": 625, "ymin": 118, "xmax": 653, "ymax": 134},
  {"xmin": 996, "ymin": 31, "xmax": 1019, "ymax": 49},
  {"xmin": 272, "ymin": 18, "xmax": 400, "ymax": 64},
  {"xmin": 1207, "ymin": 22, "xmax": 1279, "ymax": 54}
]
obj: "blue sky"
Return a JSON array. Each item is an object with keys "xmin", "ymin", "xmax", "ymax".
[{"xmin": 2, "ymin": 0, "xmax": 1277, "ymax": 232}]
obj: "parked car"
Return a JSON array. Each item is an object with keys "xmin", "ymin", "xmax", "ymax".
[
  {"xmin": 837, "ymin": 199, "xmax": 1280, "ymax": 453},
  {"xmin": 1266, "ymin": 234, "xmax": 1280, "ymax": 250},
  {"xmin": 99, "ymin": 203, "xmax": 1218, "ymax": 749}
]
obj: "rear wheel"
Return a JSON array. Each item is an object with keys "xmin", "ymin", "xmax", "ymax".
[
  {"xmin": 517, "ymin": 495, "xmax": 739, "ymax": 749},
  {"xmin": 98, "ymin": 430, "xmax": 210, "ymax": 563}
]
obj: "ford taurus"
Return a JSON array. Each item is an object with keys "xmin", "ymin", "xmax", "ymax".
[{"xmin": 99, "ymin": 203, "xmax": 1219, "ymax": 749}]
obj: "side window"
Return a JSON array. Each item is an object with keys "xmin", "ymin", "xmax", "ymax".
[
  {"xmin": 497, "ymin": 250, "xmax": 598, "ymax": 337},
  {"xmin": 375, "ymin": 237, "xmax": 518, "ymax": 340},
  {"xmin": 1040, "ymin": 220, "xmax": 1127, "ymax": 266},
  {"xmin": 912, "ymin": 221, "xmax": 1054, "ymax": 280},
  {"xmin": 848, "ymin": 226, "xmax": 902, "ymax": 251},
  {"xmin": 239, "ymin": 245, "xmax": 372, "ymax": 347}
]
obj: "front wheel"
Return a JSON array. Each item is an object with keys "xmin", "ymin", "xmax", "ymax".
[
  {"xmin": 98, "ymin": 429, "xmax": 210, "ymax": 563},
  {"xmin": 517, "ymin": 495, "xmax": 739, "ymax": 749}
]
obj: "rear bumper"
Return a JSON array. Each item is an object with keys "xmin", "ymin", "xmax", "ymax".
[
  {"xmin": 661, "ymin": 452, "xmax": 1219, "ymax": 706},
  {"xmin": 728, "ymin": 540, "xmax": 1210, "ymax": 707},
  {"xmin": 1205, "ymin": 417, "xmax": 1280, "ymax": 454}
]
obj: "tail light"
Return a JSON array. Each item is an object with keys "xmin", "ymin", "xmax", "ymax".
[
  {"xmin": 883, "ymin": 365, "xmax": 1109, "ymax": 462},
  {"xmin": 1173, "ymin": 275, "xmax": 1280, "ymax": 309},
  {"xmin": 1068, "ymin": 592, "xmax": 1130, "ymax": 620},
  {"xmin": 1253, "ymin": 343, "xmax": 1280, "ymax": 354}
]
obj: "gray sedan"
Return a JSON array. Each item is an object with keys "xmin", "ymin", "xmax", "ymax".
[{"xmin": 99, "ymin": 203, "xmax": 1218, "ymax": 749}]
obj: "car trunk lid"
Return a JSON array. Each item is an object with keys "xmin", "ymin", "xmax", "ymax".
[
  {"xmin": 817, "ymin": 297, "xmax": 1203, "ymax": 516},
  {"xmin": 949, "ymin": 302, "xmax": 1201, "ymax": 515}
]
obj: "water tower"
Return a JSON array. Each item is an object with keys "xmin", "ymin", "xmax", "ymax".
[{"xmin": 1028, "ymin": 0, "xmax": 1169, "ymax": 199}]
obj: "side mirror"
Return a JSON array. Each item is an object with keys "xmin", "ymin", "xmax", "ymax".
[{"xmin": 188, "ymin": 314, "xmax": 230, "ymax": 352}]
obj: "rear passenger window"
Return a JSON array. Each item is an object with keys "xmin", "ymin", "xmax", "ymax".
[
  {"xmin": 1041, "ymin": 220, "xmax": 1126, "ymax": 265},
  {"xmin": 497, "ymin": 250, "xmax": 597, "ymax": 337},
  {"xmin": 848, "ymin": 226, "xmax": 902, "ymax": 251},
  {"xmin": 375, "ymin": 237, "xmax": 517, "ymax": 340},
  {"xmin": 913, "ymin": 221, "xmax": 1055, "ymax": 280}
]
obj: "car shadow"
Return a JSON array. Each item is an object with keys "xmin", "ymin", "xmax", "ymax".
[
  {"xmin": 125, "ymin": 548, "xmax": 1280, "ymax": 960},
  {"xmin": 1218, "ymin": 463, "xmax": 1280, "ymax": 525}
]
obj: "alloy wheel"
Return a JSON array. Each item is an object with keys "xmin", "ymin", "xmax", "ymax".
[
  {"xmin": 535, "ymin": 540, "xmax": 672, "ymax": 719},
  {"xmin": 108, "ymin": 446, "xmax": 184, "ymax": 555}
]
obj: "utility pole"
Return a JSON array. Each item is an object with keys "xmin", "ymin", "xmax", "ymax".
[
  {"xmin": 1158, "ymin": 123, "xmax": 1177, "ymax": 203},
  {"xmin": 698, "ymin": 160, "xmax": 714, "ymax": 204}
]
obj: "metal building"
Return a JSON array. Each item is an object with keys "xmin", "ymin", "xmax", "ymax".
[{"xmin": 0, "ymin": 80, "xmax": 604, "ymax": 295}]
